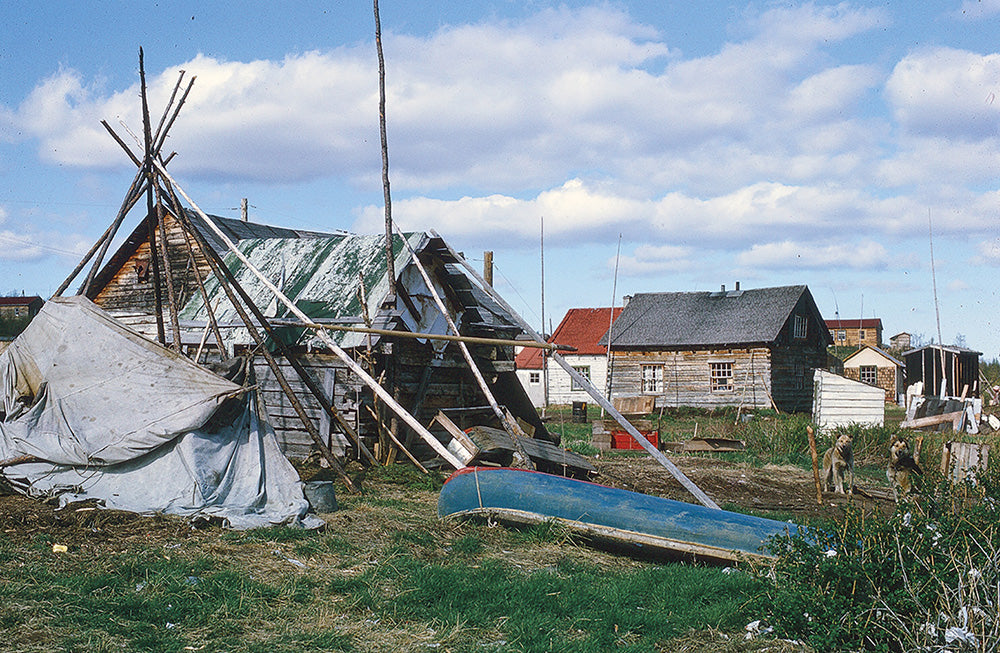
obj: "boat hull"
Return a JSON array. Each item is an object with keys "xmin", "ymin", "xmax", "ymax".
[{"xmin": 438, "ymin": 467, "xmax": 799, "ymax": 564}]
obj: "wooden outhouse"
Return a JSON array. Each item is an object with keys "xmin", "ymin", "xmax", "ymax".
[{"xmin": 903, "ymin": 344, "xmax": 982, "ymax": 399}]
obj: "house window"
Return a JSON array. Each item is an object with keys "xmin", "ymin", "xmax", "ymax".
[
  {"xmin": 794, "ymin": 315, "xmax": 807, "ymax": 339},
  {"xmin": 529, "ymin": 371, "xmax": 540, "ymax": 384},
  {"xmin": 837, "ymin": 329, "xmax": 846, "ymax": 342},
  {"xmin": 571, "ymin": 365, "xmax": 591, "ymax": 391},
  {"xmin": 860, "ymin": 365, "xmax": 877, "ymax": 386},
  {"xmin": 859, "ymin": 330, "xmax": 866, "ymax": 341},
  {"xmin": 641, "ymin": 365, "xmax": 663, "ymax": 394},
  {"xmin": 710, "ymin": 362, "xmax": 733, "ymax": 392}
]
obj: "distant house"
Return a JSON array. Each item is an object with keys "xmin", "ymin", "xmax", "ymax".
[
  {"xmin": 0, "ymin": 296, "xmax": 44, "ymax": 346},
  {"xmin": 603, "ymin": 284, "xmax": 831, "ymax": 413},
  {"xmin": 842, "ymin": 345, "xmax": 904, "ymax": 404},
  {"xmin": 826, "ymin": 318, "xmax": 883, "ymax": 348},
  {"xmin": 515, "ymin": 307, "xmax": 622, "ymax": 408},
  {"xmin": 0, "ymin": 296, "xmax": 43, "ymax": 321},
  {"xmin": 903, "ymin": 344, "xmax": 982, "ymax": 398},
  {"xmin": 889, "ymin": 332, "xmax": 911, "ymax": 351}
]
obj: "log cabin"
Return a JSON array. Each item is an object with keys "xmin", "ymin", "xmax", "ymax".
[{"xmin": 602, "ymin": 284, "xmax": 831, "ymax": 413}]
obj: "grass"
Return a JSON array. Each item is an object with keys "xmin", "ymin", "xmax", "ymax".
[
  {"xmin": 9, "ymin": 402, "xmax": 961, "ymax": 652},
  {"xmin": 0, "ymin": 488, "xmax": 772, "ymax": 653}
]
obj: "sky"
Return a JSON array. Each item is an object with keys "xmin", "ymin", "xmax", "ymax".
[{"xmin": 2, "ymin": 1, "xmax": 1000, "ymax": 358}]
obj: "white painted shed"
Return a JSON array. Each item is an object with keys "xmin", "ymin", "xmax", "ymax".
[{"xmin": 812, "ymin": 369, "xmax": 884, "ymax": 430}]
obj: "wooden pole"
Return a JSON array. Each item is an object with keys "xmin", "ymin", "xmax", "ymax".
[
  {"xmin": 265, "ymin": 319, "xmax": 575, "ymax": 351},
  {"xmin": 374, "ymin": 0, "xmax": 395, "ymax": 304},
  {"xmin": 160, "ymin": 187, "xmax": 378, "ymax": 468},
  {"xmin": 434, "ymin": 233, "xmax": 720, "ymax": 510},
  {"xmin": 807, "ymin": 426, "xmax": 822, "ymax": 505},
  {"xmin": 157, "ymin": 163, "xmax": 464, "ymax": 469},
  {"xmin": 139, "ymin": 49, "xmax": 166, "ymax": 345},
  {"xmin": 483, "ymin": 251, "xmax": 493, "ymax": 287}
]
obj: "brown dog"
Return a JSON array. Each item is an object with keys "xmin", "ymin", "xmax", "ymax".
[
  {"xmin": 822, "ymin": 433, "xmax": 854, "ymax": 494},
  {"xmin": 887, "ymin": 437, "xmax": 921, "ymax": 502}
]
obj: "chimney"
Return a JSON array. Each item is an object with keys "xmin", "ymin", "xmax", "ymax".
[
  {"xmin": 241, "ymin": 198, "xmax": 248, "ymax": 222},
  {"xmin": 483, "ymin": 251, "xmax": 494, "ymax": 287},
  {"xmin": 721, "ymin": 284, "xmax": 726, "ymax": 293},
  {"xmin": 735, "ymin": 281, "xmax": 740, "ymax": 291},
  {"xmin": 622, "ymin": 295, "xmax": 632, "ymax": 308}
]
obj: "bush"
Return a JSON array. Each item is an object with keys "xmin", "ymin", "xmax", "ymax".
[{"xmin": 756, "ymin": 461, "xmax": 1000, "ymax": 651}]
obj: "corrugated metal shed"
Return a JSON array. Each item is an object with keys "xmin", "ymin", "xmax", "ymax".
[{"xmin": 812, "ymin": 369, "xmax": 884, "ymax": 430}]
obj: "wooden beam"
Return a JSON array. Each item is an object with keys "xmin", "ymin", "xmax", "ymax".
[
  {"xmin": 266, "ymin": 318, "xmax": 575, "ymax": 351},
  {"xmin": 157, "ymin": 163, "xmax": 464, "ymax": 470},
  {"xmin": 434, "ymin": 232, "xmax": 720, "ymax": 510}
]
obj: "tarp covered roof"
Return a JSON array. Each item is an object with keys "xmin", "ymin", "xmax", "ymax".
[
  {"xmin": 0, "ymin": 296, "xmax": 319, "ymax": 529},
  {"xmin": 178, "ymin": 231, "xmax": 427, "ymax": 349}
]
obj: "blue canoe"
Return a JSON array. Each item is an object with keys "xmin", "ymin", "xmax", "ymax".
[{"xmin": 438, "ymin": 467, "xmax": 800, "ymax": 564}]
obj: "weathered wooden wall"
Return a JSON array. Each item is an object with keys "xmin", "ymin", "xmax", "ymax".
[
  {"xmin": 92, "ymin": 213, "xmax": 213, "ymax": 339},
  {"xmin": 609, "ymin": 347, "xmax": 773, "ymax": 410}
]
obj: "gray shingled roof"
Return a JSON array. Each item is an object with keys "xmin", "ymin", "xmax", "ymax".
[{"xmin": 602, "ymin": 285, "xmax": 821, "ymax": 348}]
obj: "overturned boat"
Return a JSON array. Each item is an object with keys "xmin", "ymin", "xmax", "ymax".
[{"xmin": 438, "ymin": 467, "xmax": 800, "ymax": 564}]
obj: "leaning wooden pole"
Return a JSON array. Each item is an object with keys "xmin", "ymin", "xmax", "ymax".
[
  {"xmin": 160, "ymin": 183, "xmax": 378, "ymax": 468},
  {"xmin": 396, "ymin": 229, "xmax": 535, "ymax": 469},
  {"xmin": 157, "ymin": 163, "xmax": 463, "ymax": 469},
  {"xmin": 138, "ymin": 50, "xmax": 166, "ymax": 345},
  {"xmin": 374, "ymin": 0, "xmax": 396, "ymax": 303},
  {"xmin": 160, "ymin": 190, "xmax": 359, "ymax": 491},
  {"xmin": 433, "ymin": 232, "xmax": 720, "ymax": 509}
]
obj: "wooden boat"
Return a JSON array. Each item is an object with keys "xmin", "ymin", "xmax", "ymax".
[{"xmin": 438, "ymin": 467, "xmax": 802, "ymax": 564}]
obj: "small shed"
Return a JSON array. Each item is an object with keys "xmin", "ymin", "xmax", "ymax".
[
  {"xmin": 903, "ymin": 344, "xmax": 982, "ymax": 398},
  {"xmin": 842, "ymin": 345, "xmax": 904, "ymax": 404},
  {"xmin": 812, "ymin": 369, "xmax": 885, "ymax": 430}
]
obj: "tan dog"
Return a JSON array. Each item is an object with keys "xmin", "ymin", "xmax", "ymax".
[
  {"xmin": 887, "ymin": 437, "xmax": 921, "ymax": 502},
  {"xmin": 822, "ymin": 433, "xmax": 854, "ymax": 494}
]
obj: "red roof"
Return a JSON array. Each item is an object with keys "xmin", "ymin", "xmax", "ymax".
[
  {"xmin": 825, "ymin": 318, "xmax": 882, "ymax": 329},
  {"xmin": 516, "ymin": 307, "xmax": 622, "ymax": 370},
  {"xmin": 0, "ymin": 296, "xmax": 42, "ymax": 307}
]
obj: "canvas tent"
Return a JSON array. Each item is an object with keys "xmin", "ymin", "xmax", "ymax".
[{"xmin": 0, "ymin": 296, "xmax": 320, "ymax": 529}]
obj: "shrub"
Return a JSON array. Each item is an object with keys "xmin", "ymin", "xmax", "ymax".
[{"xmin": 756, "ymin": 461, "xmax": 1000, "ymax": 651}]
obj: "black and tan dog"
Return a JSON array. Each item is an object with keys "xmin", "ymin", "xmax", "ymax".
[
  {"xmin": 822, "ymin": 433, "xmax": 854, "ymax": 494},
  {"xmin": 887, "ymin": 437, "xmax": 922, "ymax": 501}
]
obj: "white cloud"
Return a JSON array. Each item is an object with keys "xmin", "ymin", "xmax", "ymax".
[
  {"xmin": 954, "ymin": 0, "xmax": 1000, "ymax": 20},
  {"xmin": 3, "ymin": 2, "xmax": 893, "ymax": 198},
  {"xmin": 885, "ymin": 47, "xmax": 1000, "ymax": 140},
  {"xmin": 736, "ymin": 240, "xmax": 893, "ymax": 270},
  {"xmin": 615, "ymin": 244, "xmax": 695, "ymax": 276}
]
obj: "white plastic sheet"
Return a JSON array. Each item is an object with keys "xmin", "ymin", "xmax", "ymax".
[{"xmin": 0, "ymin": 296, "xmax": 321, "ymax": 529}]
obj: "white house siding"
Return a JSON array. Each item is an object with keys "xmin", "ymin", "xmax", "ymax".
[
  {"xmin": 812, "ymin": 369, "xmax": 884, "ymax": 430},
  {"xmin": 548, "ymin": 354, "xmax": 611, "ymax": 405},
  {"xmin": 516, "ymin": 368, "xmax": 546, "ymax": 408}
]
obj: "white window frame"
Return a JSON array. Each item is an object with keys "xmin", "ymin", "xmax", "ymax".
[
  {"xmin": 641, "ymin": 364, "xmax": 664, "ymax": 394},
  {"xmin": 710, "ymin": 362, "xmax": 734, "ymax": 393},
  {"xmin": 528, "ymin": 371, "xmax": 540, "ymax": 385},
  {"xmin": 860, "ymin": 365, "xmax": 877, "ymax": 386},
  {"xmin": 571, "ymin": 365, "xmax": 591, "ymax": 391}
]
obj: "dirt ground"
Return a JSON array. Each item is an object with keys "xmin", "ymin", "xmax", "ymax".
[{"xmin": 0, "ymin": 451, "xmax": 884, "ymax": 546}]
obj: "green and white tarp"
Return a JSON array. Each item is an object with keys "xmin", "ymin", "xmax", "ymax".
[{"xmin": 0, "ymin": 296, "xmax": 320, "ymax": 529}]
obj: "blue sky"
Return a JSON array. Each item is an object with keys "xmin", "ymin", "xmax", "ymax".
[{"xmin": 2, "ymin": 1, "xmax": 1000, "ymax": 359}]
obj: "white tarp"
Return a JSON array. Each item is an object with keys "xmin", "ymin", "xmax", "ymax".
[{"xmin": 0, "ymin": 296, "xmax": 321, "ymax": 529}]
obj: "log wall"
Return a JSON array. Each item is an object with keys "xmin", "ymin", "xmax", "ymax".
[{"xmin": 609, "ymin": 347, "xmax": 773, "ymax": 410}]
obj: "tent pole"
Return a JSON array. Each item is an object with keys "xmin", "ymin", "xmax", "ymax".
[
  {"xmin": 158, "ymin": 162, "xmax": 464, "ymax": 469},
  {"xmin": 431, "ymin": 231, "xmax": 720, "ymax": 510},
  {"xmin": 394, "ymin": 227, "xmax": 535, "ymax": 469},
  {"xmin": 161, "ymin": 181, "xmax": 380, "ymax": 468}
]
